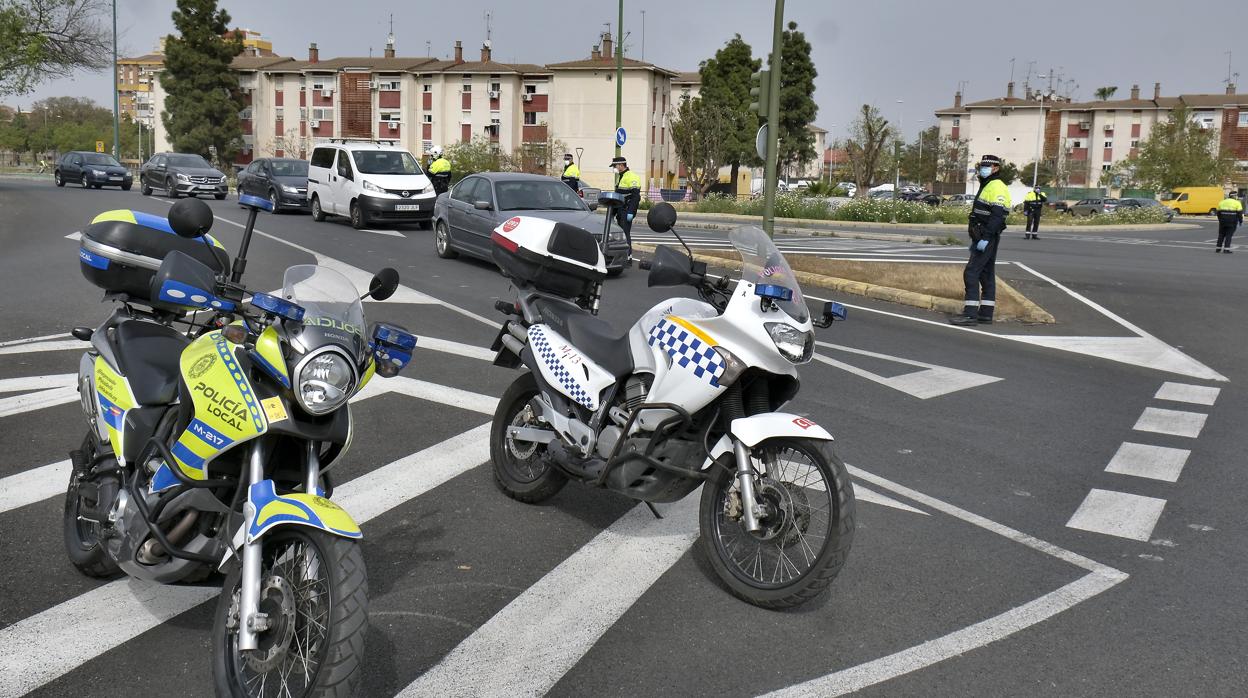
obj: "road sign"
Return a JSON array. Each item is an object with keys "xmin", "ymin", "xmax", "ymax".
[
  {"xmin": 615, "ymin": 127, "xmax": 627, "ymax": 147},
  {"xmin": 95, "ymin": 141, "xmax": 104, "ymax": 153},
  {"xmin": 755, "ymin": 124, "xmax": 768, "ymax": 161}
]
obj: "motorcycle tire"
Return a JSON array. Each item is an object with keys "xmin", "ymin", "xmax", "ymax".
[
  {"xmin": 490, "ymin": 371, "xmax": 567, "ymax": 503},
  {"xmin": 698, "ymin": 437, "xmax": 855, "ymax": 610},
  {"xmin": 62, "ymin": 433, "xmax": 121, "ymax": 578},
  {"xmin": 212, "ymin": 528, "xmax": 367, "ymax": 698}
]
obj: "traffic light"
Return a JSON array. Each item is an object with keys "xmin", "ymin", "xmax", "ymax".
[{"xmin": 749, "ymin": 69, "xmax": 770, "ymax": 121}]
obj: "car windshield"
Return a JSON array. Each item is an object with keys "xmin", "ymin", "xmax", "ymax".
[
  {"xmin": 270, "ymin": 160, "xmax": 308, "ymax": 177},
  {"xmin": 167, "ymin": 154, "xmax": 213, "ymax": 168},
  {"xmin": 82, "ymin": 153, "xmax": 121, "ymax": 166},
  {"xmin": 352, "ymin": 150, "xmax": 422, "ymax": 175},
  {"xmin": 282, "ymin": 265, "xmax": 367, "ymax": 358},
  {"xmin": 729, "ymin": 225, "xmax": 809, "ymax": 323},
  {"xmin": 496, "ymin": 180, "xmax": 587, "ymax": 211}
]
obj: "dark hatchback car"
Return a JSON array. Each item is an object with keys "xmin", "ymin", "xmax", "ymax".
[
  {"xmin": 432, "ymin": 172, "xmax": 630, "ymax": 275},
  {"xmin": 139, "ymin": 152, "xmax": 228, "ymax": 199},
  {"xmin": 1116, "ymin": 197, "xmax": 1174, "ymax": 222},
  {"xmin": 237, "ymin": 158, "xmax": 310, "ymax": 212},
  {"xmin": 54, "ymin": 151, "xmax": 133, "ymax": 190}
]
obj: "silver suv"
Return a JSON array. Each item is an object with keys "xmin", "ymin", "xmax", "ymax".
[{"xmin": 1068, "ymin": 198, "xmax": 1119, "ymax": 216}]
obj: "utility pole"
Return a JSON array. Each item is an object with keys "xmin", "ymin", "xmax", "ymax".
[
  {"xmin": 111, "ymin": 0, "xmax": 119, "ymax": 160},
  {"xmin": 640, "ymin": 10, "xmax": 645, "ymax": 60},
  {"xmin": 760, "ymin": 0, "xmax": 784, "ymax": 237},
  {"xmin": 615, "ymin": 0, "xmax": 624, "ymax": 161},
  {"xmin": 1032, "ymin": 76, "xmax": 1050, "ymax": 189}
]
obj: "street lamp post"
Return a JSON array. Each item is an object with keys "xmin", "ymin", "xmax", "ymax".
[
  {"xmin": 1031, "ymin": 77, "xmax": 1050, "ymax": 189},
  {"xmin": 894, "ymin": 99, "xmax": 903, "ymax": 197},
  {"xmin": 916, "ymin": 118, "xmax": 925, "ymax": 190},
  {"xmin": 111, "ymin": 0, "xmax": 119, "ymax": 160}
]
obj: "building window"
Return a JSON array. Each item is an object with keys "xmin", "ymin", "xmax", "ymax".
[
  {"xmin": 300, "ymin": 107, "xmax": 307, "ymax": 120},
  {"xmin": 380, "ymin": 111, "xmax": 400, "ymax": 122},
  {"xmin": 275, "ymin": 107, "xmax": 283, "ymax": 121},
  {"xmin": 461, "ymin": 82, "xmax": 472, "ymax": 92},
  {"xmin": 524, "ymin": 111, "xmax": 537, "ymax": 125},
  {"xmin": 1101, "ymin": 164, "xmax": 1112, "ymax": 172},
  {"xmin": 1130, "ymin": 139, "xmax": 1139, "ymax": 147},
  {"xmin": 1239, "ymin": 112, "xmax": 1248, "ymax": 127},
  {"xmin": 311, "ymin": 107, "xmax": 334, "ymax": 121},
  {"xmin": 379, "ymin": 80, "xmax": 401, "ymax": 91},
  {"xmin": 1103, "ymin": 140, "xmax": 1112, "ymax": 148},
  {"xmin": 423, "ymin": 83, "xmax": 432, "ymax": 92},
  {"xmin": 490, "ymin": 82, "xmax": 501, "ymax": 93},
  {"xmin": 525, "ymin": 84, "xmax": 536, "ymax": 94},
  {"xmin": 953, "ymin": 118, "xmax": 960, "ymax": 126},
  {"xmin": 422, "ymin": 114, "xmax": 432, "ymax": 123},
  {"xmin": 1072, "ymin": 140, "xmax": 1082, "ymax": 148},
  {"xmin": 239, "ymin": 107, "xmax": 253, "ymax": 120}
]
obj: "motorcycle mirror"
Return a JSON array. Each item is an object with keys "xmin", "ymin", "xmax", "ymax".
[
  {"xmin": 168, "ymin": 198, "xmax": 214, "ymax": 239},
  {"xmin": 364, "ymin": 267, "xmax": 400, "ymax": 301},
  {"xmin": 646, "ymin": 202, "xmax": 677, "ymax": 233},
  {"xmin": 813, "ymin": 301, "xmax": 848, "ymax": 328},
  {"xmin": 646, "ymin": 245, "xmax": 695, "ymax": 288}
]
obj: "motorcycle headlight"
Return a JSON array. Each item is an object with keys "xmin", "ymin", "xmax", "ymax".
[
  {"xmin": 176, "ymin": 173, "xmax": 190, "ymax": 182},
  {"xmin": 362, "ymin": 180, "xmax": 385, "ymax": 194},
  {"xmin": 295, "ymin": 350, "xmax": 356, "ymax": 415},
  {"xmin": 281, "ymin": 184, "xmax": 299, "ymax": 194},
  {"xmin": 765, "ymin": 322, "xmax": 814, "ymax": 364}
]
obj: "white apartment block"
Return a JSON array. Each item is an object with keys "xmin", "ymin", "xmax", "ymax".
[{"xmin": 935, "ymin": 81, "xmax": 1248, "ymax": 191}]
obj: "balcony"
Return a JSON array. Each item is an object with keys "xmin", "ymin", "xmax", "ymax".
[{"xmin": 522, "ymin": 124, "xmax": 547, "ymax": 143}]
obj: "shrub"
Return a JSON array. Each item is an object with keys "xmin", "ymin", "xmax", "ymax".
[
  {"xmin": 830, "ymin": 199, "xmax": 937, "ymax": 223},
  {"xmin": 1069, "ymin": 207, "xmax": 1170, "ymax": 225},
  {"xmin": 692, "ymin": 193, "xmax": 742, "ymax": 214}
]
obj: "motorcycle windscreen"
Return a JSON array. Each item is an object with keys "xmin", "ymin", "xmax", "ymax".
[
  {"xmin": 729, "ymin": 225, "xmax": 809, "ymax": 324},
  {"xmin": 282, "ymin": 264, "xmax": 369, "ymax": 362}
]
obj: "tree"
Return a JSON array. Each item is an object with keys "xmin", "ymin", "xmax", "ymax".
[
  {"xmin": 698, "ymin": 34, "xmax": 761, "ymax": 193},
  {"xmin": 505, "ymin": 127, "xmax": 568, "ymax": 176},
  {"xmin": 160, "ymin": 0, "xmax": 243, "ymax": 165},
  {"xmin": 1123, "ymin": 104, "xmax": 1232, "ymax": 191},
  {"xmin": 0, "ymin": 0, "xmax": 111, "ymax": 96},
  {"xmin": 445, "ymin": 136, "xmax": 507, "ymax": 180},
  {"xmin": 669, "ymin": 97, "xmax": 735, "ymax": 199},
  {"xmin": 997, "ymin": 160, "xmax": 1020, "ymax": 185},
  {"xmin": 843, "ymin": 104, "xmax": 894, "ymax": 196},
  {"xmin": 777, "ymin": 21, "xmax": 817, "ymax": 174},
  {"xmin": 1018, "ymin": 159, "xmax": 1057, "ymax": 187},
  {"xmin": 1093, "ymin": 86, "xmax": 1118, "ymax": 101},
  {"xmin": 936, "ymin": 134, "xmax": 969, "ymax": 187},
  {"xmin": 898, "ymin": 125, "xmax": 939, "ymax": 188}
]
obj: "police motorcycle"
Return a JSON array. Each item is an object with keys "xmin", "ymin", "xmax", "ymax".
[
  {"xmin": 488, "ymin": 202, "xmax": 854, "ymax": 608},
  {"xmin": 68, "ymin": 194, "xmax": 417, "ymax": 696}
]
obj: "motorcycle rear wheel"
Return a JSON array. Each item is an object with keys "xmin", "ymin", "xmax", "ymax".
[
  {"xmin": 699, "ymin": 437, "xmax": 855, "ymax": 609},
  {"xmin": 490, "ymin": 372, "xmax": 567, "ymax": 503},
  {"xmin": 212, "ymin": 528, "xmax": 367, "ymax": 698}
]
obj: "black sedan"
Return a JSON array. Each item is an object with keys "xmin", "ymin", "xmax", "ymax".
[
  {"xmin": 432, "ymin": 172, "xmax": 630, "ymax": 275},
  {"xmin": 54, "ymin": 151, "xmax": 132, "ymax": 190},
  {"xmin": 237, "ymin": 158, "xmax": 310, "ymax": 212}
]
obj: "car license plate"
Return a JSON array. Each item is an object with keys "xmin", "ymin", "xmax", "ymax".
[
  {"xmin": 394, "ymin": 204, "xmax": 421, "ymax": 211},
  {"xmin": 109, "ymin": 175, "xmax": 122, "ymax": 180}
]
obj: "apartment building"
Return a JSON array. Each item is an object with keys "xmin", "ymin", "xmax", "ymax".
[
  {"xmin": 936, "ymin": 81, "xmax": 1248, "ymax": 191},
  {"xmin": 116, "ymin": 53, "xmax": 164, "ymax": 126}
]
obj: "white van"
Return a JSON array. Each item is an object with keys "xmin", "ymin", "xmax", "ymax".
[{"xmin": 307, "ymin": 141, "xmax": 437, "ymax": 229}]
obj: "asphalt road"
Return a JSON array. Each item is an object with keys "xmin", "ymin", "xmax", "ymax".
[{"xmin": 1, "ymin": 178, "xmax": 1245, "ymax": 697}]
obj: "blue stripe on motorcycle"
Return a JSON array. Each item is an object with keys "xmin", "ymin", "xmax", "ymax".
[
  {"xmin": 171, "ymin": 441, "xmax": 204, "ymax": 473},
  {"xmin": 149, "ymin": 463, "xmax": 180, "ymax": 493},
  {"xmin": 79, "ymin": 247, "xmax": 110, "ymax": 269},
  {"xmin": 187, "ymin": 418, "xmax": 233, "ymax": 450},
  {"xmin": 249, "ymin": 349, "xmax": 291, "ymax": 389}
]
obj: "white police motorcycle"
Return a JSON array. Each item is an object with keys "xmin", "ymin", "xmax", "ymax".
[{"xmin": 488, "ymin": 202, "xmax": 854, "ymax": 608}]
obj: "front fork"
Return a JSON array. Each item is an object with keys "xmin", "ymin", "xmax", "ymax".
[
  {"xmin": 236, "ymin": 440, "xmax": 322, "ymax": 651},
  {"xmin": 733, "ymin": 440, "xmax": 763, "ymax": 533}
]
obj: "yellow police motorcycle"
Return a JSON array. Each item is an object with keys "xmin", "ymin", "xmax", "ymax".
[{"xmin": 67, "ymin": 195, "xmax": 416, "ymax": 697}]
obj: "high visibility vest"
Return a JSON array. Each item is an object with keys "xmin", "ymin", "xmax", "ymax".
[
  {"xmin": 977, "ymin": 179, "xmax": 1011, "ymax": 209},
  {"xmin": 428, "ymin": 157, "xmax": 451, "ymax": 174},
  {"xmin": 616, "ymin": 169, "xmax": 641, "ymax": 191},
  {"xmin": 562, "ymin": 163, "xmax": 580, "ymax": 179},
  {"xmin": 1217, "ymin": 197, "xmax": 1243, "ymax": 212}
]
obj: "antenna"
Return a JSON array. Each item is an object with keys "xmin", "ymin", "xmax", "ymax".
[
  {"xmin": 484, "ymin": 11, "xmax": 492, "ymax": 46},
  {"xmin": 426, "ymin": 40, "xmax": 431, "ymax": 56},
  {"xmin": 1009, "ymin": 57, "xmax": 1016, "ymax": 83},
  {"xmin": 1224, "ymin": 51, "xmax": 1238, "ymax": 88},
  {"xmin": 386, "ymin": 14, "xmax": 394, "ymax": 49},
  {"xmin": 641, "ymin": 9, "xmax": 646, "ymax": 60}
]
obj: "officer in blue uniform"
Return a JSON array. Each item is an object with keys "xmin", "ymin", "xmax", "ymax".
[{"xmin": 951, "ymin": 154, "xmax": 1012, "ymax": 326}]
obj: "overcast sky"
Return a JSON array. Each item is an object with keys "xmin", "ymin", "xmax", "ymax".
[{"xmin": 14, "ymin": 0, "xmax": 1247, "ymax": 143}]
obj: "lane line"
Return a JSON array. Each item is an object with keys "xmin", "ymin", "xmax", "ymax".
[
  {"xmin": 855, "ymin": 485, "xmax": 929, "ymax": 515},
  {"xmin": 0, "ymin": 387, "xmax": 79, "ymax": 419},
  {"xmin": 0, "ymin": 374, "xmax": 76, "ymax": 393},
  {"xmin": 812, "ymin": 342, "xmax": 1001, "ymax": 399},
  {"xmin": 361, "ymin": 228, "xmax": 406, "ymax": 238},
  {"xmin": 1132, "ymin": 407, "xmax": 1207, "ymax": 438},
  {"xmin": 0, "ymin": 339, "xmax": 87, "ymax": 356},
  {"xmin": 1065, "ymin": 489, "xmax": 1167, "ymax": 542},
  {"xmin": 1104, "ymin": 442, "xmax": 1191, "ymax": 483},
  {"xmin": 0, "ymin": 460, "xmax": 71, "ymax": 514},
  {"xmin": 414, "ymin": 335, "xmax": 495, "ymax": 362},
  {"xmin": 397, "ymin": 497, "xmax": 701, "ymax": 698},
  {"xmin": 1153, "ymin": 382, "xmax": 1220, "ymax": 406},
  {"xmin": 0, "ymin": 333, "xmax": 71, "ymax": 347}
]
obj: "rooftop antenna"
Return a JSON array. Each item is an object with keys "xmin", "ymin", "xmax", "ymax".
[
  {"xmin": 641, "ymin": 9, "xmax": 645, "ymax": 60},
  {"xmin": 484, "ymin": 10, "xmax": 492, "ymax": 47},
  {"xmin": 1009, "ymin": 57, "xmax": 1016, "ymax": 84},
  {"xmin": 1023, "ymin": 60, "xmax": 1036, "ymax": 93},
  {"xmin": 425, "ymin": 40, "xmax": 431, "ymax": 56},
  {"xmin": 1224, "ymin": 51, "xmax": 1238, "ymax": 89},
  {"xmin": 387, "ymin": 13, "xmax": 394, "ymax": 47}
]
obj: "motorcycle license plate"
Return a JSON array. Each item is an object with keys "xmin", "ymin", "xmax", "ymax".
[{"xmin": 394, "ymin": 204, "xmax": 421, "ymax": 211}]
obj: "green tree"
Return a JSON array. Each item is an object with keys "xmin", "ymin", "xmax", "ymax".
[
  {"xmin": 1124, "ymin": 104, "xmax": 1232, "ymax": 191},
  {"xmin": 777, "ymin": 21, "xmax": 817, "ymax": 174},
  {"xmin": 0, "ymin": 0, "xmax": 111, "ymax": 96},
  {"xmin": 698, "ymin": 34, "xmax": 761, "ymax": 192},
  {"xmin": 669, "ymin": 97, "xmax": 736, "ymax": 199},
  {"xmin": 937, "ymin": 135, "xmax": 969, "ymax": 186},
  {"xmin": 445, "ymin": 136, "xmax": 506, "ymax": 180},
  {"xmin": 1018, "ymin": 158, "xmax": 1057, "ymax": 187},
  {"xmin": 998, "ymin": 160, "xmax": 1020, "ymax": 185},
  {"xmin": 843, "ymin": 104, "xmax": 894, "ymax": 196},
  {"xmin": 899, "ymin": 125, "xmax": 939, "ymax": 188},
  {"xmin": 1093, "ymin": 86, "xmax": 1118, "ymax": 101},
  {"xmin": 160, "ymin": 0, "xmax": 243, "ymax": 165}
]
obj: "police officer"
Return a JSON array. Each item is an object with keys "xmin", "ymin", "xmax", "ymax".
[
  {"xmin": 560, "ymin": 153, "xmax": 580, "ymax": 191},
  {"xmin": 1022, "ymin": 186, "xmax": 1047, "ymax": 239},
  {"xmin": 1215, "ymin": 190, "xmax": 1243, "ymax": 253},
  {"xmin": 611, "ymin": 155, "xmax": 642, "ymax": 254},
  {"xmin": 427, "ymin": 146, "xmax": 451, "ymax": 195},
  {"xmin": 950, "ymin": 155, "xmax": 1012, "ymax": 326}
]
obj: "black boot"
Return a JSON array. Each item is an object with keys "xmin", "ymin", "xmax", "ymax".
[
  {"xmin": 1216, "ymin": 247, "xmax": 1222, "ymax": 253},
  {"xmin": 949, "ymin": 314, "xmax": 979, "ymax": 326}
]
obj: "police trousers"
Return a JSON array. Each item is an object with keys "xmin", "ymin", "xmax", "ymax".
[
  {"xmin": 1217, "ymin": 224, "xmax": 1237, "ymax": 249},
  {"xmin": 962, "ymin": 235, "xmax": 999, "ymax": 319},
  {"xmin": 1025, "ymin": 211, "xmax": 1041, "ymax": 232}
]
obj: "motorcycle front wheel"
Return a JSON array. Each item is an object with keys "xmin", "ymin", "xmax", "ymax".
[
  {"xmin": 212, "ymin": 528, "xmax": 367, "ymax": 698},
  {"xmin": 699, "ymin": 437, "xmax": 855, "ymax": 609}
]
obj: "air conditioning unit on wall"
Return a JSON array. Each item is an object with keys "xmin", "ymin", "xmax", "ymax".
[
  {"xmin": 321, "ymin": 89, "xmax": 333, "ymax": 98},
  {"xmin": 522, "ymin": 93, "xmax": 533, "ymax": 102},
  {"xmin": 1103, "ymin": 123, "xmax": 1114, "ymax": 131},
  {"xmin": 388, "ymin": 121, "xmax": 398, "ymax": 130},
  {"xmin": 310, "ymin": 120, "xmax": 320, "ymax": 128},
  {"xmin": 1078, "ymin": 121, "xmax": 1091, "ymax": 129},
  {"xmin": 489, "ymin": 90, "xmax": 500, "ymax": 99}
]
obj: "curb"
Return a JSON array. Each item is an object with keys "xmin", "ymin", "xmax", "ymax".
[
  {"xmin": 632, "ymin": 243, "xmax": 1056, "ymax": 324},
  {"xmin": 668, "ymin": 210, "xmax": 1194, "ymax": 235}
]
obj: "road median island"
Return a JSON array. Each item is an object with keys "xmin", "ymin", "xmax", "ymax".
[
  {"xmin": 633, "ymin": 244, "xmax": 1055, "ymax": 324},
  {"xmin": 667, "ymin": 210, "xmax": 1194, "ymax": 236}
]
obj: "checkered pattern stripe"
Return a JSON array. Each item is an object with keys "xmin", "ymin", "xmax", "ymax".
[
  {"xmin": 647, "ymin": 318, "xmax": 725, "ymax": 387},
  {"xmin": 529, "ymin": 325, "xmax": 596, "ymax": 409}
]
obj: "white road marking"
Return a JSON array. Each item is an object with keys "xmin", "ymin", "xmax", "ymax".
[
  {"xmin": 65, "ymin": 232, "xmax": 81, "ymax": 241},
  {"xmin": 0, "ymin": 374, "xmax": 76, "ymax": 392},
  {"xmin": 1132, "ymin": 407, "xmax": 1207, "ymax": 438},
  {"xmin": 765, "ymin": 465, "xmax": 1128, "ymax": 697},
  {"xmin": 0, "ymin": 339, "xmax": 87, "ymax": 355},
  {"xmin": 1104, "ymin": 442, "xmax": 1191, "ymax": 483},
  {"xmin": 414, "ymin": 335, "xmax": 495, "ymax": 362},
  {"xmin": 1153, "ymin": 382, "xmax": 1220, "ymax": 406},
  {"xmin": 0, "ymin": 421, "xmax": 493, "ymax": 697},
  {"xmin": 361, "ymin": 228, "xmax": 406, "ymax": 238},
  {"xmin": 0, "ymin": 460, "xmax": 71, "ymax": 514},
  {"xmin": 0, "ymin": 333, "xmax": 72, "ymax": 347},
  {"xmin": 813, "ymin": 342, "xmax": 1001, "ymax": 399},
  {"xmin": 1066, "ymin": 488, "xmax": 1167, "ymax": 542},
  {"xmin": 398, "ymin": 497, "xmax": 701, "ymax": 698},
  {"xmin": 856, "ymin": 484, "xmax": 929, "ymax": 514},
  {"xmin": 0, "ymin": 386, "xmax": 79, "ymax": 419}
]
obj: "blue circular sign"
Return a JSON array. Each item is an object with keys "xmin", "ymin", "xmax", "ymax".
[{"xmin": 615, "ymin": 127, "xmax": 627, "ymax": 147}]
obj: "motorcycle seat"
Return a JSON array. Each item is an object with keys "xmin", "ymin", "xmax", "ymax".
[
  {"xmin": 534, "ymin": 298, "xmax": 633, "ymax": 378},
  {"xmin": 111, "ymin": 320, "xmax": 190, "ymax": 405}
]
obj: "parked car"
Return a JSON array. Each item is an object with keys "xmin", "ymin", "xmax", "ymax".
[
  {"xmin": 307, "ymin": 141, "xmax": 435, "ymax": 229},
  {"xmin": 942, "ymin": 193, "xmax": 976, "ymax": 206},
  {"xmin": 573, "ymin": 178, "xmax": 601, "ymax": 203},
  {"xmin": 899, "ymin": 190, "xmax": 941, "ymax": 206},
  {"xmin": 1012, "ymin": 198, "xmax": 1070, "ymax": 214},
  {"xmin": 1116, "ymin": 197, "xmax": 1174, "ymax": 221},
  {"xmin": 1159, "ymin": 186, "xmax": 1222, "ymax": 216},
  {"xmin": 139, "ymin": 152, "xmax": 227, "ymax": 199},
  {"xmin": 54, "ymin": 151, "xmax": 132, "ymax": 190},
  {"xmin": 835, "ymin": 181, "xmax": 858, "ymax": 197},
  {"xmin": 1068, "ymin": 198, "xmax": 1119, "ymax": 216},
  {"xmin": 236, "ymin": 157, "xmax": 310, "ymax": 212},
  {"xmin": 869, "ymin": 190, "xmax": 895, "ymax": 200},
  {"xmin": 432, "ymin": 172, "xmax": 630, "ymax": 275}
]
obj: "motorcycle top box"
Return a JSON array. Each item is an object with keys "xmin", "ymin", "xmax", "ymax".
[
  {"xmin": 79, "ymin": 209, "xmax": 228, "ymax": 305},
  {"xmin": 491, "ymin": 216, "xmax": 605, "ymax": 299}
]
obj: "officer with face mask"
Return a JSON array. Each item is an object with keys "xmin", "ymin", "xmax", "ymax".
[
  {"xmin": 950, "ymin": 155, "xmax": 1012, "ymax": 326},
  {"xmin": 1022, "ymin": 186, "xmax": 1047, "ymax": 239},
  {"xmin": 560, "ymin": 154, "xmax": 580, "ymax": 191}
]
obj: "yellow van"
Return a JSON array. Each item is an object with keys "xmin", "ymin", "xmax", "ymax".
[{"xmin": 1160, "ymin": 186, "xmax": 1225, "ymax": 215}]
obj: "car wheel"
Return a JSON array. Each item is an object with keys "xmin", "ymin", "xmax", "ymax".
[
  {"xmin": 1172, "ymin": 208, "xmax": 1181, "ymax": 217},
  {"xmin": 1209, "ymin": 208, "xmax": 1218, "ymax": 216},
  {"xmin": 214, "ymin": 193, "xmax": 225, "ymax": 200},
  {"xmin": 141, "ymin": 177, "xmax": 152, "ymax": 196},
  {"xmin": 166, "ymin": 178, "xmax": 180, "ymax": 198},
  {"xmin": 435, "ymin": 221, "xmax": 458, "ymax": 259},
  {"xmin": 350, "ymin": 200, "xmax": 366, "ymax": 230},
  {"xmin": 121, "ymin": 183, "xmax": 131, "ymax": 191},
  {"xmin": 54, "ymin": 171, "xmax": 64, "ymax": 187},
  {"xmin": 268, "ymin": 189, "xmax": 280, "ymax": 213},
  {"xmin": 80, "ymin": 176, "xmax": 89, "ymax": 189},
  {"xmin": 311, "ymin": 195, "xmax": 325, "ymax": 222}
]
